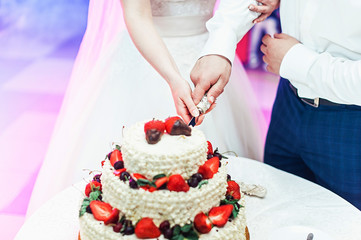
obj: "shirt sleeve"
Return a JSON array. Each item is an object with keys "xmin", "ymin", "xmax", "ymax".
[
  {"xmin": 280, "ymin": 43, "xmax": 361, "ymax": 105},
  {"xmin": 199, "ymin": 0, "xmax": 260, "ymax": 63}
]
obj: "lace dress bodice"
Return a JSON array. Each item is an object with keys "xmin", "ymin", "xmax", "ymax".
[
  {"xmin": 150, "ymin": 0, "xmax": 216, "ymax": 17},
  {"xmin": 150, "ymin": 0, "xmax": 216, "ymax": 37}
]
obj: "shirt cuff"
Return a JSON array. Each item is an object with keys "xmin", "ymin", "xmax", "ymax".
[
  {"xmin": 280, "ymin": 43, "xmax": 319, "ymax": 84},
  {"xmin": 199, "ymin": 26, "xmax": 238, "ymax": 64}
]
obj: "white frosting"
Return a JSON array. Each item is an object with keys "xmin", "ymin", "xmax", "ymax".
[
  {"xmin": 122, "ymin": 121, "xmax": 208, "ymax": 179},
  {"xmin": 79, "ymin": 197, "xmax": 247, "ymax": 240},
  {"xmin": 101, "ymin": 160, "xmax": 228, "ymax": 226}
]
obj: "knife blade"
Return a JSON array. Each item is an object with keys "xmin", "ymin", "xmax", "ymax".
[{"xmin": 188, "ymin": 94, "xmax": 211, "ymax": 127}]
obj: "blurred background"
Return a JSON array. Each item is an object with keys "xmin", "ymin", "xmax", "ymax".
[{"xmin": 0, "ymin": 1, "xmax": 279, "ymax": 238}]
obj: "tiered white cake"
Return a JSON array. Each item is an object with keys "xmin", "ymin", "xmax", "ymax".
[{"xmin": 79, "ymin": 118, "xmax": 249, "ymax": 240}]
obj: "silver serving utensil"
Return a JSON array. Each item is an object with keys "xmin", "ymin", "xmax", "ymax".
[{"xmin": 307, "ymin": 233, "xmax": 314, "ymax": 240}]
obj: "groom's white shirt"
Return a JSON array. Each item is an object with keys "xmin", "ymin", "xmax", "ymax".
[
  {"xmin": 202, "ymin": 0, "xmax": 361, "ymax": 105},
  {"xmin": 200, "ymin": 0, "xmax": 259, "ymax": 63},
  {"xmin": 280, "ymin": 0, "xmax": 361, "ymax": 105}
]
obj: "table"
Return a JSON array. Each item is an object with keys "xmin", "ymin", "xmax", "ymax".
[{"xmin": 15, "ymin": 157, "xmax": 361, "ymax": 240}]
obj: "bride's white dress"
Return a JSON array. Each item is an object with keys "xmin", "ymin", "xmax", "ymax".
[{"xmin": 27, "ymin": 0, "xmax": 266, "ymax": 216}]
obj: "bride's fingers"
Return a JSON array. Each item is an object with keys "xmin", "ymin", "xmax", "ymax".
[
  {"xmin": 182, "ymin": 95, "xmax": 199, "ymax": 118},
  {"xmin": 195, "ymin": 115, "xmax": 205, "ymax": 126}
]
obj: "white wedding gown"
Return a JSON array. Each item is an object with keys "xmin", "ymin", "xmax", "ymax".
[{"xmin": 27, "ymin": 0, "xmax": 266, "ymax": 216}]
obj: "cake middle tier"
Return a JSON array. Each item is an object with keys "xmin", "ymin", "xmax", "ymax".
[
  {"xmin": 121, "ymin": 121, "xmax": 208, "ymax": 179},
  {"xmin": 101, "ymin": 161, "xmax": 228, "ymax": 226}
]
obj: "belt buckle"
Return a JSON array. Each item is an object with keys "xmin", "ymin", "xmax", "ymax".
[{"xmin": 301, "ymin": 97, "xmax": 319, "ymax": 108}]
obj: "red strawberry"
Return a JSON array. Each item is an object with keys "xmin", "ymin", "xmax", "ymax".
[
  {"xmin": 144, "ymin": 120, "xmax": 165, "ymax": 144},
  {"xmin": 165, "ymin": 116, "xmax": 191, "ymax": 136},
  {"xmin": 208, "ymin": 205, "xmax": 233, "ymax": 227},
  {"xmin": 194, "ymin": 212, "xmax": 212, "ymax": 234},
  {"xmin": 144, "ymin": 119, "xmax": 165, "ymax": 133},
  {"xmin": 131, "ymin": 173, "xmax": 147, "ymax": 180},
  {"xmin": 167, "ymin": 174, "xmax": 190, "ymax": 192},
  {"xmin": 135, "ymin": 217, "xmax": 161, "ymax": 239},
  {"xmin": 164, "ymin": 116, "xmax": 181, "ymax": 134},
  {"xmin": 207, "ymin": 141, "xmax": 213, "ymax": 155},
  {"xmin": 226, "ymin": 180, "xmax": 241, "ymax": 200},
  {"xmin": 85, "ymin": 181, "xmax": 102, "ymax": 197},
  {"xmin": 149, "ymin": 176, "xmax": 168, "ymax": 192},
  {"xmin": 110, "ymin": 149, "xmax": 122, "ymax": 167},
  {"xmin": 198, "ymin": 156, "xmax": 219, "ymax": 179},
  {"xmin": 89, "ymin": 201, "xmax": 119, "ymax": 225}
]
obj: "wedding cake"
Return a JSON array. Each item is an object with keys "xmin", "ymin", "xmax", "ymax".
[{"xmin": 78, "ymin": 117, "xmax": 250, "ymax": 240}]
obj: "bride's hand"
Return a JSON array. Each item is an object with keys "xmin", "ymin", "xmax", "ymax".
[
  {"xmin": 249, "ymin": 0, "xmax": 280, "ymax": 23},
  {"xmin": 169, "ymin": 78, "xmax": 199, "ymax": 124}
]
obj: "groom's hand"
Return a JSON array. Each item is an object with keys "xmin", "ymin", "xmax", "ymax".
[
  {"xmin": 261, "ymin": 33, "xmax": 299, "ymax": 75},
  {"xmin": 249, "ymin": 0, "xmax": 280, "ymax": 23},
  {"xmin": 190, "ymin": 55, "xmax": 232, "ymax": 106}
]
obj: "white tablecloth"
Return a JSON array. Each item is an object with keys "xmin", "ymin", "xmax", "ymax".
[{"xmin": 16, "ymin": 157, "xmax": 361, "ymax": 240}]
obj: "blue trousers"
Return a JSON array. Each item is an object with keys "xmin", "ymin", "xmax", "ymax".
[{"xmin": 264, "ymin": 78, "xmax": 361, "ymax": 210}]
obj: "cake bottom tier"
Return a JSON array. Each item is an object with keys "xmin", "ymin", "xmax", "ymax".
[{"xmin": 79, "ymin": 198, "xmax": 249, "ymax": 240}]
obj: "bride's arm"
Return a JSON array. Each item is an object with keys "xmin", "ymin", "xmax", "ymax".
[{"xmin": 120, "ymin": 0, "xmax": 199, "ymax": 123}]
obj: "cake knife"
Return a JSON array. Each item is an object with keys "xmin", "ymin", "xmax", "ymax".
[{"xmin": 188, "ymin": 94, "xmax": 212, "ymax": 127}]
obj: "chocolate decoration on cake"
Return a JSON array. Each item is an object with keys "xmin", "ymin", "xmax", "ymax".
[
  {"xmin": 169, "ymin": 119, "xmax": 192, "ymax": 136},
  {"xmin": 146, "ymin": 129, "xmax": 163, "ymax": 144}
]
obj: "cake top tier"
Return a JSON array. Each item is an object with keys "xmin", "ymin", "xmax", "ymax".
[{"xmin": 121, "ymin": 120, "xmax": 208, "ymax": 179}]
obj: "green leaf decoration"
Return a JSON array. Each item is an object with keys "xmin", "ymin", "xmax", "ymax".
[
  {"xmin": 173, "ymin": 225, "xmax": 181, "ymax": 236},
  {"xmin": 79, "ymin": 198, "xmax": 91, "ymax": 217},
  {"xmin": 181, "ymin": 224, "xmax": 192, "ymax": 233},
  {"xmin": 115, "ymin": 145, "xmax": 121, "ymax": 151},
  {"xmin": 153, "ymin": 173, "xmax": 166, "ymax": 180},
  {"xmin": 89, "ymin": 190, "xmax": 102, "ymax": 201},
  {"xmin": 232, "ymin": 208, "xmax": 238, "ymax": 218},
  {"xmin": 184, "ymin": 230, "xmax": 199, "ymax": 240},
  {"xmin": 171, "ymin": 235, "xmax": 184, "ymax": 240},
  {"xmin": 137, "ymin": 178, "xmax": 156, "ymax": 188},
  {"xmin": 198, "ymin": 180, "xmax": 208, "ymax": 189}
]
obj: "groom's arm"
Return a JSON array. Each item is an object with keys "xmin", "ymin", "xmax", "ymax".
[
  {"xmin": 200, "ymin": 0, "xmax": 259, "ymax": 64},
  {"xmin": 191, "ymin": 0, "xmax": 279, "ymax": 105}
]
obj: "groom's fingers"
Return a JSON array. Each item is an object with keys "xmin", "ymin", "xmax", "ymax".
[
  {"xmin": 262, "ymin": 34, "xmax": 272, "ymax": 46},
  {"xmin": 249, "ymin": 4, "xmax": 269, "ymax": 14},
  {"xmin": 207, "ymin": 76, "xmax": 228, "ymax": 102},
  {"xmin": 192, "ymin": 81, "xmax": 210, "ymax": 105}
]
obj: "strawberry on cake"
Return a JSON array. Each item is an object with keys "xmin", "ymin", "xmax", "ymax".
[{"xmin": 78, "ymin": 117, "xmax": 250, "ymax": 240}]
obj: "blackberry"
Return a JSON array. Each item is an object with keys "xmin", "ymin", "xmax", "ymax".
[
  {"xmin": 123, "ymin": 220, "xmax": 134, "ymax": 235},
  {"xmin": 226, "ymin": 195, "xmax": 234, "ymax": 201},
  {"xmin": 123, "ymin": 226, "xmax": 134, "ymax": 235},
  {"xmin": 129, "ymin": 179, "xmax": 139, "ymax": 189},
  {"xmin": 213, "ymin": 152, "xmax": 222, "ymax": 160},
  {"xmin": 120, "ymin": 171, "xmax": 130, "ymax": 181},
  {"xmin": 227, "ymin": 174, "xmax": 231, "ymax": 181},
  {"xmin": 113, "ymin": 161, "xmax": 124, "ymax": 170},
  {"xmin": 187, "ymin": 177, "xmax": 199, "ymax": 188},
  {"xmin": 163, "ymin": 228, "xmax": 173, "ymax": 239},
  {"xmin": 192, "ymin": 173, "xmax": 203, "ymax": 182},
  {"xmin": 86, "ymin": 205, "xmax": 92, "ymax": 214},
  {"xmin": 159, "ymin": 220, "xmax": 170, "ymax": 233},
  {"xmin": 93, "ymin": 174, "xmax": 101, "ymax": 183}
]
